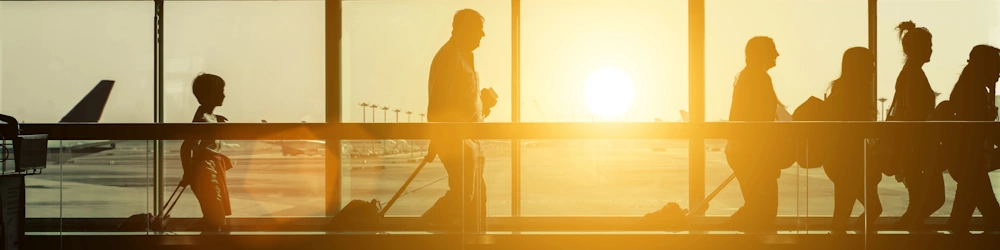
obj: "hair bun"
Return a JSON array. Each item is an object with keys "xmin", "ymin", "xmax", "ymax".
[{"xmin": 897, "ymin": 21, "xmax": 917, "ymax": 32}]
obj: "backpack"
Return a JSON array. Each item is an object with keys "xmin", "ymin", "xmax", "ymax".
[
  {"xmin": 792, "ymin": 96, "xmax": 828, "ymax": 169},
  {"xmin": 118, "ymin": 213, "xmax": 169, "ymax": 231},
  {"xmin": 329, "ymin": 199, "xmax": 383, "ymax": 231}
]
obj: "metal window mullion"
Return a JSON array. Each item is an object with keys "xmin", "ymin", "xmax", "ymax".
[
  {"xmin": 687, "ymin": 0, "xmax": 706, "ymax": 215},
  {"xmin": 325, "ymin": 0, "xmax": 344, "ymax": 216},
  {"xmin": 511, "ymin": 0, "xmax": 522, "ymax": 218},
  {"xmin": 153, "ymin": 0, "xmax": 165, "ymax": 221}
]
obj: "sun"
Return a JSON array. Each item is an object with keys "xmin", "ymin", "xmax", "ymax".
[{"xmin": 584, "ymin": 67, "xmax": 635, "ymax": 119}]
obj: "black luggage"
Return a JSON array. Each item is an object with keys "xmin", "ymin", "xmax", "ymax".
[
  {"xmin": 329, "ymin": 158, "xmax": 431, "ymax": 231},
  {"xmin": 118, "ymin": 183, "xmax": 186, "ymax": 231},
  {"xmin": 640, "ymin": 173, "xmax": 736, "ymax": 229}
]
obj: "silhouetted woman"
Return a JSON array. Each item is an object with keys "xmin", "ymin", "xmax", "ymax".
[
  {"xmin": 890, "ymin": 21, "xmax": 944, "ymax": 231},
  {"xmin": 823, "ymin": 47, "xmax": 881, "ymax": 234},
  {"xmin": 180, "ymin": 73, "xmax": 234, "ymax": 232},
  {"xmin": 944, "ymin": 45, "xmax": 1000, "ymax": 233},
  {"xmin": 724, "ymin": 36, "xmax": 782, "ymax": 233}
]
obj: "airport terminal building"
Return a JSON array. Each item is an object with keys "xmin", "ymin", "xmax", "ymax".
[{"xmin": 2, "ymin": 0, "xmax": 1000, "ymax": 249}]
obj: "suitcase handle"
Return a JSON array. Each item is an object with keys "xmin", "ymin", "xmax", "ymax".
[
  {"xmin": 159, "ymin": 183, "xmax": 186, "ymax": 218},
  {"xmin": 379, "ymin": 159, "xmax": 430, "ymax": 217},
  {"xmin": 686, "ymin": 173, "xmax": 736, "ymax": 217}
]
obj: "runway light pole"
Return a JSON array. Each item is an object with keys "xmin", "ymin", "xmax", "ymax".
[{"xmin": 878, "ymin": 97, "xmax": 887, "ymax": 121}]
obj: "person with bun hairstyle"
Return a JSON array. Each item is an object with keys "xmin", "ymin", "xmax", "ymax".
[{"xmin": 890, "ymin": 21, "xmax": 944, "ymax": 232}]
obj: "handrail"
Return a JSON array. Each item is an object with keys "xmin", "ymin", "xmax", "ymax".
[{"xmin": 18, "ymin": 122, "xmax": 1000, "ymax": 140}]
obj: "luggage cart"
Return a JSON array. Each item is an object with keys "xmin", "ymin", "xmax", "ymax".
[{"xmin": 0, "ymin": 114, "xmax": 47, "ymax": 250}]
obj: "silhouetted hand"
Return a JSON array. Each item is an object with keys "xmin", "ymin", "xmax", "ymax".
[
  {"xmin": 481, "ymin": 88, "xmax": 498, "ymax": 108},
  {"xmin": 483, "ymin": 107, "xmax": 492, "ymax": 118},
  {"xmin": 423, "ymin": 153, "xmax": 436, "ymax": 163},
  {"xmin": 215, "ymin": 115, "xmax": 229, "ymax": 123},
  {"xmin": 179, "ymin": 176, "xmax": 191, "ymax": 187}
]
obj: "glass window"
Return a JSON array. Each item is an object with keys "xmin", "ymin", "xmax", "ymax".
[
  {"xmin": 1, "ymin": 2, "xmax": 153, "ymax": 123},
  {"xmin": 165, "ymin": 140, "xmax": 326, "ymax": 218},
  {"xmin": 521, "ymin": 0, "xmax": 688, "ymax": 123},
  {"xmin": 162, "ymin": 1, "xmax": 327, "ymax": 218},
  {"xmin": 705, "ymin": 0, "xmax": 868, "ymax": 226},
  {"xmin": 877, "ymin": 0, "xmax": 1000, "ymax": 218},
  {"xmin": 342, "ymin": 0, "xmax": 514, "ymax": 221},
  {"xmin": 520, "ymin": 0, "xmax": 689, "ymax": 216},
  {"xmin": 1, "ymin": 2, "xmax": 155, "ymax": 225},
  {"xmin": 343, "ymin": 0, "xmax": 512, "ymax": 123},
  {"xmin": 164, "ymin": 1, "xmax": 325, "ymax": 123}
]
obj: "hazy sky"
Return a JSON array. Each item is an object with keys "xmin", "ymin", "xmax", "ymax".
[{"xmin": 2, "ymin": 0, "xmax": 998, "ymax": 123}]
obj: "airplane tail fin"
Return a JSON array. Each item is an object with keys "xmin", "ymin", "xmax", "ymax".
[
  {"xmin": 679, "ymin": 110, "xmax": 689, "ymax": 122},
  {"xmin": 60, "ymin": 80, "xmax": 115, "ymax": 123}
]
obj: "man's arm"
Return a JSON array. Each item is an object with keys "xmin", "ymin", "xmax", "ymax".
[{"xmin": 441, "ymin": 53, "xmax": 481, "ymax": 122}]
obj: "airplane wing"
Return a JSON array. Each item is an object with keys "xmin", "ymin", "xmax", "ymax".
[{"xmin": 58, "ymin": 140, "xmax": 120, "ymax": 151}]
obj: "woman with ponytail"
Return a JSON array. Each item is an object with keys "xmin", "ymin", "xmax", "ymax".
[{"xmin": 890, "ymin": 21, "xmax": 944, "ymax": 232}]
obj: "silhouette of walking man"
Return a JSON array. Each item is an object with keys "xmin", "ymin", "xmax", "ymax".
[
  {"xmin": 420, "ymin": 9, "xmax": 497, "ymax": 233},
  {"xmin": 724, "ymin": 36, "xmax": 782, "ymax": 233}
]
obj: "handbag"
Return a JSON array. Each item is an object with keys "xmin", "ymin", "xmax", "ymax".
[
  {"xmin": 726, "ymin": 105, "xmax": 797, "ymax": 170},
  {"xmin": 870, "ymin": 94, "xmax": 905, "ymax": 176},
  {"xmin": 792, "ymin": 96, "xmax": 828, "ymax": 169}
]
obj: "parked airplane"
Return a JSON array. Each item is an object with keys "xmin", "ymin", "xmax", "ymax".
[{"xmin": 26, "ymin": 80, "xmax": 123, "ymax": 163}]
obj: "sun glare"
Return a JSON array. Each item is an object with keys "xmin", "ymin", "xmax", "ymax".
[{"xmin": 584, "ymin": 67, "xmax": 635, "ymax": 119}]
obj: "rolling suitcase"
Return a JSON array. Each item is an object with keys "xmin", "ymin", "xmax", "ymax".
[
  {"xmin": 329, "ymin": 158, "xmax": 432, "ymax": 231},
  {"xmin": 640, "ymin": 173, "xmax": 737, "ymax": 229},
  {"xmin": 119, "ymin": 183, "xmax": 186, "ymax": 231}
]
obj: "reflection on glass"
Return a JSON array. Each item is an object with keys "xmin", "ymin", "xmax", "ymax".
[
  {"xmin": 165, "ymin": 140, "xmax": 325, "ymax": 218},
  {"xmin": 342, "ymin": 139, "xmax": 511, "ymax": 217},
  {"xmin": 522, "ymin": 139, "xmax": 688, "ymax": 216},
  {"xmin": 522, "ymin": 0, "xmax": 688, "ymax": 123},
  {"xmin": 26, "ymin": 141, "xmax": 152, "ymax": 219}
]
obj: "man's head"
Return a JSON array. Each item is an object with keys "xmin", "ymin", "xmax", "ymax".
[
  {"xmin": 452, "ymin": 9, "xmax": 485, "ymax": 51},
  {"xmin": 745, "ymin": 36, "xmax": 779, "ymax": 70}
]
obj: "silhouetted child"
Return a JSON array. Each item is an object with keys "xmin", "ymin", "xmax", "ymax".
[{"xmin": 180, "ymin": 73, "xmax": 234, "ymax": 232}]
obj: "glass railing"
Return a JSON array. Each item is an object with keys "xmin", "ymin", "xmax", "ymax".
[{"xmin": 13, "ymin": 122, "xmax": 999, "ymax": 236}]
